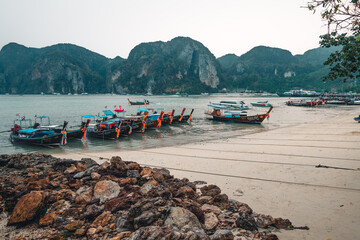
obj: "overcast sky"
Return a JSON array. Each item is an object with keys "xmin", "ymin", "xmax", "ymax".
[{"xmin": 0, "ymin": 0, "xmax": 327, "ymax": 59}]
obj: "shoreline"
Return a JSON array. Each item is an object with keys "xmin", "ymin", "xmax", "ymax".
[{"xmin": 54, "ymin": 108, "xmax": 360, "ymax": 239}]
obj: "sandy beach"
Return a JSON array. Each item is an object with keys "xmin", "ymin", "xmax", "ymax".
[{"xmin": 54, "ymin": 108, "xmax": 360, "ymax": 240}]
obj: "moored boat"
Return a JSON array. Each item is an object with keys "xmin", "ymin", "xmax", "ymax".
[
  {"xmin": 286, "ymin": 99, "xmax": 324, "ymax": 107},
  {"xmin": 10, "ymin": 117, "xmax": 68, "ymax": 146},
  {"xmin": 128, "ymin": 98, "xmax": 150, "ymax": 105},
  {"xmin": 205, "ymin": 106, "xmax": 273, "ymax": 124},
  {"xmin": 209, "ymin": 100, "xmax": 250, "ymax": 110},
  {"xmin": 250, "ymin": 101, "xmax": 272, "ymax": 107}
]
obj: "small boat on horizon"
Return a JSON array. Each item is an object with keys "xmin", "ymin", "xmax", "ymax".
[{"xmin": 128, "ymin": 98, "xmax": 150, "ymax": 106}]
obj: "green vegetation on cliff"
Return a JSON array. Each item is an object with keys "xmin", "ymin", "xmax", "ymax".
[{"xmin": 0, "ymin": 38, "xmax": 351, "ymax": 94}]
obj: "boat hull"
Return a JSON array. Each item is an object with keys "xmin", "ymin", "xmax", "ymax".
[
  {"xmin": 207, "ymin": 114, "xmax": 267, "ymax": 124},
  {"xmin": 10, "ymin": 133, "xmax": 63, "ymax": 146}
]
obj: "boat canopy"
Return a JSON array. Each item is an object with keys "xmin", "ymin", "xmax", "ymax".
[
  {"xmin": 137, "ymin": 107, "xmax": 148, "ymax": 112},
  {"xmin": 16, "ymin": 117, "xmax": 31, "ymax": 121},
  {"xmin": 224, "ymin": 110, "xmax": 247, "ymax": 114},
  {"xmin": 82, "ymin": 115, "xmax": 95, "ymax": 118},
  {"xmin": 103, "ymin": 110, "xmax": 115, "ymax": 116},
  {"xmin": 18, "ymin": 129, "xmax": 39, "ymax": 134},
  {"xmin": 18, "ymin": 129, "xmax": 55, "ymax": 135}
]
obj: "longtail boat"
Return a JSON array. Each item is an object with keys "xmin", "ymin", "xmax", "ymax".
[
  {"xmin": 205, "ymin": 106, "xmax": 273, "ymax": 124},
  {"xmin": 286, "ymin": 99, "xmax": 324, "ymax": 107},
  {"xmin": 35, "ymin": 116, "xmax": 83, "ymax": 139},
  {"xmin": 128, "ymin": 98, "xmax": 150, "ymax": 106},
  {"xmin": 10, "ymin": 118, "xmax": 68, "ymax": 146}
]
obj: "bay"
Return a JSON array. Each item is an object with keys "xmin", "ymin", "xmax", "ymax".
[{"xmin": 0, "ymin": 94, "xmax": 353, "ymax": 155}]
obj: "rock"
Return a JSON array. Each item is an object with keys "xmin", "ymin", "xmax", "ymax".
[
  {"xmin": 201, "ymin": 204, "xmax": 221, "ymax": 215},
  {"xmin": 139, "ymin": 184, "xmax": 157, "ymax": 196},
  {"xmin": 117, "ymin": 231, "xmax": 132, "ymax": 239},
  {"xmin": 9, "ymin": 191, "xmax": 44, "ymax": 224},
  {"xmin": 64, "ymin": 164, "xmax": 77, "ymax": 174},
  {"xmin": 253, "ymin": 214, "xmax": 274, "ymax": 228},
  {"xmin": 87, "ymin": 227, "xmax": 97, "ymax": 236},
  {"xmin": 152, "ymin": 171, "xmax": 164, "ymax": 183},
  {"xmin": 127, "ymin": 162, "xmax": 141, "ymax": 170},
  {"xmin": 129, "ymin": 226, "xmax": 209, "ymax": 240},
  {"xmin": 74, "ymin": 228, "xmax": 86, "ymax": 237},
  {"xmin": 265, "ymin": 234, "xmax": 279, "ymax": 240},
  {"xmin": 91, "ymin": 211, "xmax": 112, "ymax": 227},
  {"xmin": 204, "ymin": 212, "xmax": 218, "ymax": 230},
  {"xmin": 198, "ymin": 196, "xmax": 213, "ymax": 205},
  {"xmin": 64, "ymin": 220, "xmax": 85, "ymax": 231},
  {"xmin": 94, "ymin": 180, "xmax": 121, "ymax": 203},
  {"xmin": 200, "ymin": 185, "xmax": 221, "ymax": 196},
  {"xmin": 110, "ymin": 156, "xmax": 128, "ymax": 171},
  {"xmin": 140, "ymin": 168, "xmax": 152, "ymax": 176},
  {"xmin": 164, "ymin": 207, "xmax": 202, "ymax": 230},
  {"xmin": 234, "ymin": 202, "xmax": 253, "ymax": 215},
  {"xmin": 213, "ymin": 194, "xmax": 229, "ymax": 204},
  {"xmin": 127, "ymin": 170, "xmax": 140, "ymax": 179},
  {"xmin": 116, "ymin": 216, "xmax": 132, "ymax": 233},
  {"xmin": 176, "ymin": 186, "xmax": 196, "ymax": 198},
  {"xmin": 134, "ymin": 210, "xmax": 161, "ymax": 229},
  {"xmin": 39, "ymin": 212, "xmax": 56, "ymax": 227},
  {"xmin": 273, "ymin": 218, "xmax": 293, "ymax": 229},
  {"xmin": 235, "ymin": 215, "xmax": 258, "ymax": 231},
  {"xmin": 83, "ymin": 204, "xmax": 103, "ymax": 219},
  {"xmin": 91, "ymin": 172, "xmax": 101, "ymax": 180},
  {"xmin": 75, "ymin": 186, "xmax": 93, "ymax": 204},
  {"xmin": 210, "ymin": 229, "xmax": 234, "ymax": 240}
]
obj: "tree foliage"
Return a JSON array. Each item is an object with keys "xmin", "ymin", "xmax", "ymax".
[{"xmin": 307, "ymin": 0, "xmax": 360, "ymax": 82}]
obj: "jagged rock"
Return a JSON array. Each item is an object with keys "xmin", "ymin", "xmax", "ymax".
[
  {"xmin": 83, "ymin": 204, "xmax": 103, "ymax": 220},
  {"xmin": 273, "ymin": 218, "xmax": 293, "ymax": 229},
  {"xmin": 94, "ymin": 180, "xmax": 121, "ymax": 203},
  {"xmin": 129, "ymin": 226, "xmax": 209, "ymax": 240},
  {"xmin": 210, "ymin": 229, "xmax": 234, "ymax": 240},
  {"xmin": 253, "ymin": 214, "xmax": 274, "ymax": 228},
  {"xmin": 127, "ymin": 170, "xmax": 140, "ymax": 179},
  {"xmin": 176, "ymin": 185, "xmax": 196, "ymax": 198},
  {"xmin": 116, "ymin": 216, "xmax": 132, "ymax": 233},
  {"xmin": 198, "ymin": 196, "xmax": 213, "ymax": 205},
  {"xmin": 110, "ymin": 156, "xmax": 128, "ymax": 171},
  {"xmin": 134, "ymin": 209, "xmax": 161, "ymax": 229},
  {"xmin": 91, "ymin": 211, "xmax": 112, "ymax": 227},
  {"xmin": 234, "ymin": 202, "xmax": 253, "ymax": 215},
  {"xmin": 164, "ymin": 207, "xmax": 202, "ymax": 230},
  {"xmin": 39, "ymin": 212, "xmax": 56, "ymax": 227},
  {"xmin": 91, "ymin": 172, "xmax": 101, "ymax": 180},
  {"xmin": 64, "ymin": 164, "xmax": 77, "ymax": 174},
  {"xmin": 64, "ymin": 220, "xmax": 85, "ymax": 231},
  {"xmin": 204, "ymin": 212, "xmax": 218, "ymax": 230},
  {"xmin": 201, "ymin": 204, "xmax": 221, "ymax": 215},
  {"xmin": 200, "ymin": 185, "xmax": 221, "ymax": 196},
  {"xmin": 8, "ymin": 191, "xmax": 44, "ymax": 224},
  {"xmin": 139, "ymin": 183, "xmax": 157, "ymax": 196},
  {"xmin": 75, "ymin": 186, "xmax": 93, "ymax": 204},
  {"xmin": 235, "ymin": 215, "xmax": 258, "ymax": 231}
]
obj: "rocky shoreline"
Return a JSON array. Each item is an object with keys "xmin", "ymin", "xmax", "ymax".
[{"xmin": 0, "ymin": 153, "xmax": 296, "ymax": 239}]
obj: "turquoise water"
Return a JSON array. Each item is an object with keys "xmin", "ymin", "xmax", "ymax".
[{"xmin": 0, "ymin": 94, "xmax": 355, "ymax": 155}]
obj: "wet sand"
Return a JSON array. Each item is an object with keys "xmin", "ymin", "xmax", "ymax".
[{"xmin": 54, "ymin": 108, "xmax": 360, "ymax": 240}]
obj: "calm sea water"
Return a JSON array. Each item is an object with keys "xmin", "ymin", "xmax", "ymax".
[{"xmin": 0, "ymin": 94, "xmax": 357, "ymax": 155}]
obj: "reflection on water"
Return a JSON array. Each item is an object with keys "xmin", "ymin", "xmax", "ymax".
[{"xmin": 0, "ymin": 94, "xmax": 357, "ymax": 155}]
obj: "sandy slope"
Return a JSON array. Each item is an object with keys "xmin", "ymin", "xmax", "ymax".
[{"xmin": 54, "ymin": 109, "xmax": 360, "ymax": 240}]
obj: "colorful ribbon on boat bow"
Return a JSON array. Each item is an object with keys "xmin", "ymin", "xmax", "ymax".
[{"xmin": 61, "ymin": 130, "xmax": 67, "ymax": 145}]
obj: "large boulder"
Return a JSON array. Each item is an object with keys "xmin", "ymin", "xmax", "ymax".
[
  {"xmin": 164, "ymin": 207, "xmax": 202, "ymax": 230},
  {"xmin": 8, "ymin": 191, "xmax": 44, "ymax": 224},
  {"xmin": 94, "ymin": 180, "xmax": 121, "ymax": 203}
]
